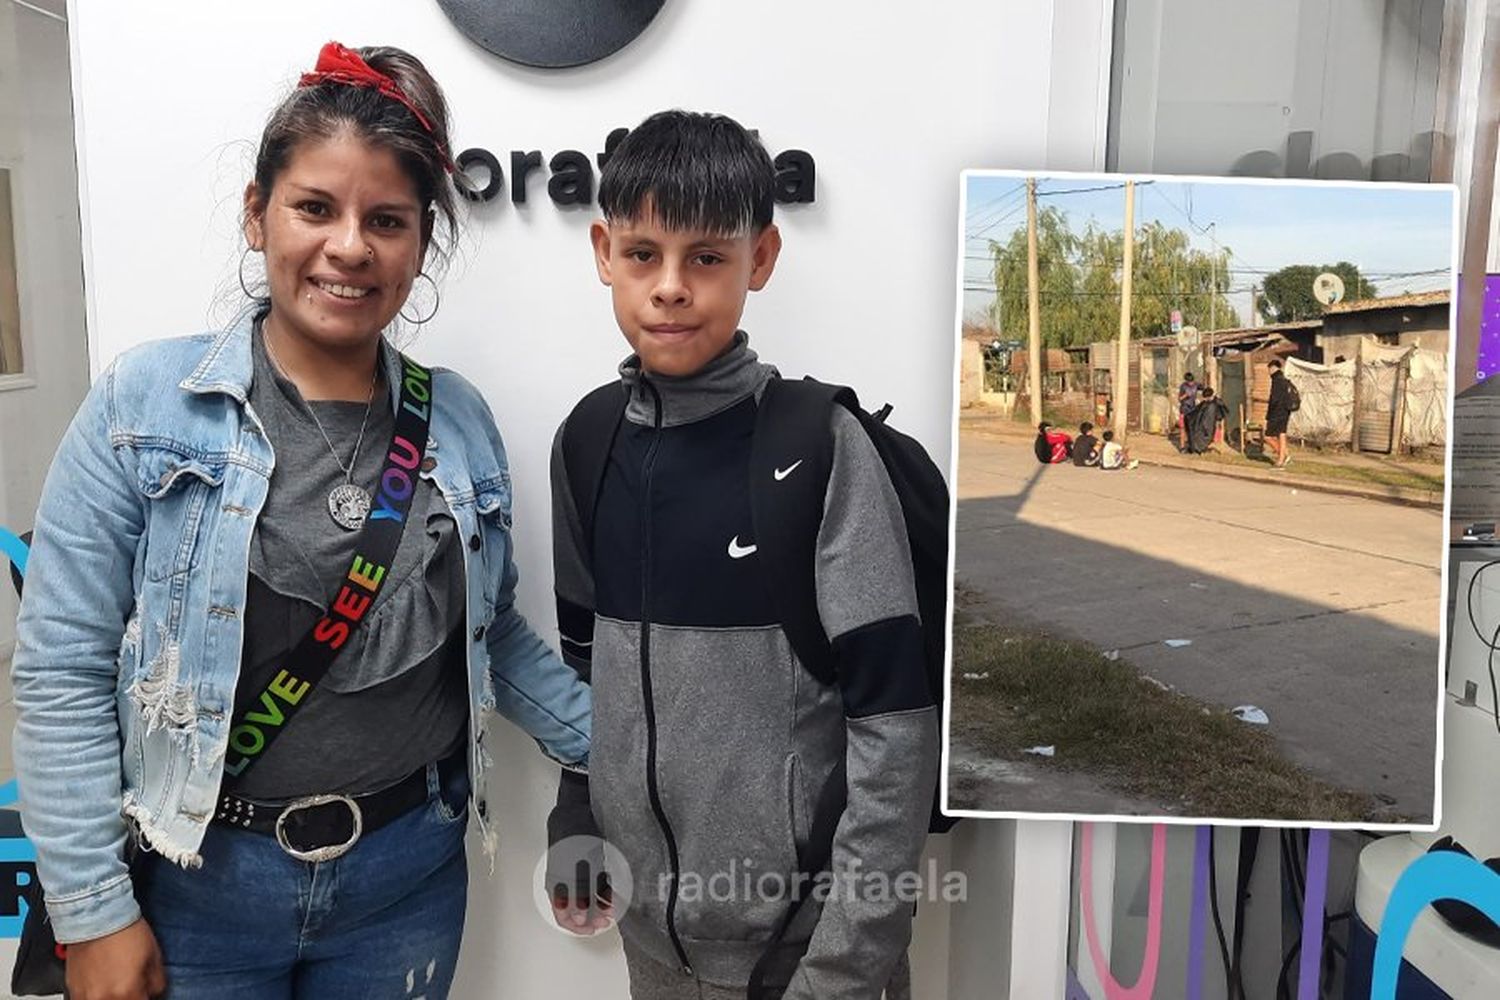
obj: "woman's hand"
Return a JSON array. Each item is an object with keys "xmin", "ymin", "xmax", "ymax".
[{"xmin": 65, "ymin": 918, "xmax": 167, "ymax": 1000}]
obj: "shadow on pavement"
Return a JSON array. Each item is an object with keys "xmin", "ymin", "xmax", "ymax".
[{"xmin": 952, "ymin": 459, "xmax": 1441, "ymax": 823}]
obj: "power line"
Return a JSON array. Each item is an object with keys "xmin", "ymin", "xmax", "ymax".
[
  {"xmin": 965, "ymin": 202, "xmax": 1029, "ymax": 241},
  {"xmin": 965, "ymin": 178, "xmax": 1156, "ymax": 240},
  {"xmin": 1147, "ymin": 184, "xmax": 1279, "ymax": 276},
  {"xmin": 1035, "ymin": 180, "xmax": 1156, "ymax": 197},
  {"xmin": 964, "ymin": 183, "xmax": 1027, "ymax": 223},
  {"xmin": 966, "ymin": 181, "xmax": 1450, "ymax": 282},
  {"xmin": 964, "ymin": 286, "xmax": 1261, "ymax": 297},
  {"xmin": 962, "ymin": 252, "xmax": 1449, "ymax": 277},
  {"xmin": 963, "ymin": 185, "xmax": 1029, "ymax": 239}
]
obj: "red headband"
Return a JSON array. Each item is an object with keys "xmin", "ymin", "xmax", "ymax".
[{"xmin": 298, "ymin": 41, "xmax": 454, "ymax": 173}]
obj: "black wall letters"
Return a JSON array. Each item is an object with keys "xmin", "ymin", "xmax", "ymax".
[{"xmin": 456, "ymin": 131, "xmax": 816, "ymax": 209}]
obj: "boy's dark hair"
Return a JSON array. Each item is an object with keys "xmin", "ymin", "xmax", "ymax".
[
  {"xmin": 598, "ymin": 110, "xmax": 775, "ymax": 235},
  {"xmin": 1102, "ymin": 430, "xmax": 1115, "ymax": 441},
  {"xmin": 1184, "ymin": 372, "xmax": 1195, "ymax": 381},
  {"xmin": 1038, "ymin": 421, "xmax": 1051, "ymax": 433},
  {"xmin": 1080, "ymin": 421, "xmax": 1093, "ymax": 433},
  {"xmin": 1201, "ymin": 387, "xmax": 1215, "ymax": 399},
  {"xmin": 1269, "ymin": 359, "xmax": 1283, "ymax": 371}
]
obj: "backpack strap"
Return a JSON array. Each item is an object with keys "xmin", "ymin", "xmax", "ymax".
[
  {"xmin": 748, "ymin": 376, "xmax": 854, "ymax": 687},
  {"xmin": 747, "ymin": 377, "xmax": 856, "ymax": 1000},
  {"xmin": 560, "ymin": 381, "xmax": 629, "ymax": 569},
  {"xmin": 557, "ymin": 382, "xmax": 628, "ymax": 671},
  {"xmin": 549, "ymin": 384, "xmax": 625, "ymax": 899}
]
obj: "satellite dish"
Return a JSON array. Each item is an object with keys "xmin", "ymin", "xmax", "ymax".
[
  {"xmin": 1314, "ymin": 272, "xmax": 1346, "ymax": 306},
  {"xmin": 1176, "ymin": 325, "xmax": 1199, "ymax": 350}
]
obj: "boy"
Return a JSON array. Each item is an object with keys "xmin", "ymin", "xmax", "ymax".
[
  {"xmin": 1177, "ymin": 371, "xmax": 1198, "ymax": 450},
  {"xmin": 547, "ymin": 111, "xmax": 938, "ymax": 1000},
  {"xmin": 1072, "ymin": 421, "xmax": 1100, "ymax": 467},
  {"xmin": 1099, "ymin": 429, "xmax": 1138, "ymax": 470},
  {"xmin": 1034, "ymin": 421, "xmax": 1073, "ymax": 464},
  {"xmin": 1266, "ymin": 360, "xmax": 1294, "ymax": 468}
]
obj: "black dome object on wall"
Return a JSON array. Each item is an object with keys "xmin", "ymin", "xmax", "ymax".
[{"xmin": 435, "ymin": 0, "xmax": 666, "ymax": 69}]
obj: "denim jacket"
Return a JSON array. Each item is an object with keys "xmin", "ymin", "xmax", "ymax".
[{"xmin": 11, "ymin": 311, "xmax": 590, "ymax": 944}]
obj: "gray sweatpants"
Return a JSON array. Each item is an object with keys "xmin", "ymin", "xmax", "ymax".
[{"xmin": 623, "ymin": 940, "xmax": 913, "ymax": 1000}]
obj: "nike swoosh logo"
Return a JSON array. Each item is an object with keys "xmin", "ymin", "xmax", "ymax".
[
  {"xmin": 774, "ymin": 460, "xmax": 803, "ymax": 481},
  {"xmin": 728, "ymin": 536, "xmax": 758, "ymax": 559}
]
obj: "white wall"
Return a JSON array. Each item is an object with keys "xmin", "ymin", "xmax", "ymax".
[
  {"xmin": 0, "ymin": 0, "xmax": 90, "ymax": 671},
  {"xmin": 68, "ymin": 2, "xmax": 1111, "ymax": 996}
]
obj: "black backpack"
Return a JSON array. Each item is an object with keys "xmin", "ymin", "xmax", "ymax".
[{"xmin": 1286, "ymin": 380, "xmax": 1302, "ymax": 412}]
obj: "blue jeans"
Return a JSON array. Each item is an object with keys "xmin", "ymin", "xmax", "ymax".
[{"xmin": 137, "ymin": 761, "xmax": 469, "ymax": 999}]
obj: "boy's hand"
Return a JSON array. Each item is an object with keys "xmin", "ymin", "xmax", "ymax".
[{"xmin": 550, "ymin": 882, "xmax": 615, "ymax": 934}]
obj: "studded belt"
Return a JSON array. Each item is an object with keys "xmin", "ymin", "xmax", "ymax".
[{"xmin": 211, "ymin": 751, "xmax": 464, "ymax": 862}]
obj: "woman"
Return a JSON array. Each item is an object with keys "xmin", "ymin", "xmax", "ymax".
[{"xmin": 11, "ymin": 43, "xmax": 590, "ymax": 1000}]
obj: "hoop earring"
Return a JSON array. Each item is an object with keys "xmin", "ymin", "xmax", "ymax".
[
  {"xmin": 238, "ymin": 247, "xmax": 266, "ymax": 300},
  {"xmin": 400, "ymin": 272, "xmax": 440, "ymax": 326}
]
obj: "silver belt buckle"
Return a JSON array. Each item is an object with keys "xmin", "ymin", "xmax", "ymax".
[{"xmin": 274, "ymin": 794, "xmax": 363, "ymax": 862}]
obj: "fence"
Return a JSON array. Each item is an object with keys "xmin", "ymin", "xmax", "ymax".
[{"xmin": 1285, "ymin": 343, "xmax": 1447, "ymax": 451}]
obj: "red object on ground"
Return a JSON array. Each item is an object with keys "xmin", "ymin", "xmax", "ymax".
[{"xmin": 1046, "ymin": 430, "xmax": 1072, "ymax": 464}]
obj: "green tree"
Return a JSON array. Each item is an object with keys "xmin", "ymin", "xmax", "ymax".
[
  {"xmin": 988, "ymin": 206, "xmax": 1079, "ymax": 347},
  {"xmin": 988, "ymin": 214, "xmax": 1238, "ymax": 347},
  {"xmin": 1258, "ymin": 262, "xmax": 1377, "ymax": 323}
]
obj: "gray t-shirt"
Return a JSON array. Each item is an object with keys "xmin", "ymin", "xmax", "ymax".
[{"xmin": 229, "ymin": 324, "xmax": 468, "ymax": 799}]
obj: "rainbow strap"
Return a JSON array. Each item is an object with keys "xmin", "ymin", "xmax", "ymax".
[{"xmin": 221, "ymin": 354, "xmax": 433, "ymax": 782}]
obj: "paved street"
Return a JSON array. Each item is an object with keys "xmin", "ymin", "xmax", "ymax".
[{"xmin": 953, "ymin": 431, "xmax": 1442, "ymax": 821}]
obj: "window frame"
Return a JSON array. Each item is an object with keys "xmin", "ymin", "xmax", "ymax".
[{"xmin": 0, "ymin": 162, "xmax": 34, "ymax": 391}]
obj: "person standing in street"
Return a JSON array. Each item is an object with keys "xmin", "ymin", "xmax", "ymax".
[
  {"xmin": 1176, "ymin": 371, "xmax": 1198, "ymax": 450},
  {"xmin": 1266, "ymin": 360, "xmax": 1295, "ymax": 468}
]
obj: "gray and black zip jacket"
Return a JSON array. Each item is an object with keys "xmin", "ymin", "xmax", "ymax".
[{"xmin": 548, "ymin": 333, "xmax": 939, "ymax": 998}]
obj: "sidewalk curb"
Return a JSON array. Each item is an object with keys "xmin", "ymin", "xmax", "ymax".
[
  {"xmin": 959, "ymin": 416, "xmax": 1444, "ymax": 510},
  {"xmin": 1131, "ymin": 453, "xmax": 1443, "ymax": 509}
]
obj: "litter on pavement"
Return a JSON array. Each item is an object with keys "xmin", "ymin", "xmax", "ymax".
[
  {"xmin": 1103, "ymin": 649, "xmax": 1120, "ymax": 661},
  {"xmin": 1023, "ymin": 745, "xmax": 1056, "ymax": 757},
  {"xmin": 1164, "ymin": 639, "xmax": 1193, "ymax": 648},
  {"xmin": 1232, "ymin": 705, "xmax": 1270, "ymax": 725},
  {"xmin": 962, "ymin": 672, "xmax": 991, "ymax": 681}
]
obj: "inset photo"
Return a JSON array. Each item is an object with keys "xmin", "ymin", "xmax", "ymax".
[{"xmin": 947, "ymin": 171, "xmax": 1455, "ymax": 827}]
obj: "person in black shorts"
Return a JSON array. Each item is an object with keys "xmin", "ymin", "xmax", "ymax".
[{"xmin": 1266, "ymin": 360, "xmax": 1293, "ymax": 468}]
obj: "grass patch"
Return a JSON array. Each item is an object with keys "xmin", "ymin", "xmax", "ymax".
[
  {"xmin": 1193, "ymin": 448, "xmax": 1443, "ymax": 493},
  {"xmin": 951, "ymin": 621, "xmax": 1380, "ymax": 822}
]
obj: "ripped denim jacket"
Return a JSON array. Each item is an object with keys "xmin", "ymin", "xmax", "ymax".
[{"xmin": 10, "ymin": 313, "xmax": 590, "ymax": 943}]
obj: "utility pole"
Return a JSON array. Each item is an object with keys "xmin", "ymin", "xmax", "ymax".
[
  {"xmin": 1026, "ymin": 177, "xmax": 1043, "ymax": 426},
  {"xmin": 1209, "ymin": 227, "xmax": 1218, "ymax": 334},
  {"xmin": 1113, "ymin": 180, "xmax": 1135, "ymax": 442},
  {"xmin": 1204, "ymin": 224, "xmax": 1218, "ymax": 387}
]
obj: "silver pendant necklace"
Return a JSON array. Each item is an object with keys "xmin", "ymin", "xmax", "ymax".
[{"xmin": 264, "ymin": 331, "xmax": 380, "ymax": 531}]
